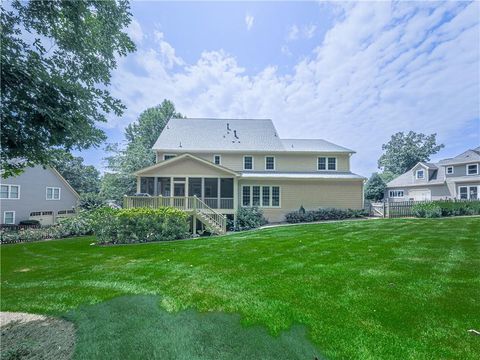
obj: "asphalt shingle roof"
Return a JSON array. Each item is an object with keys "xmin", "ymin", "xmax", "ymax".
[{"xmin": 153, "ymin": 118, "xmax": 355, "ymax": 153}]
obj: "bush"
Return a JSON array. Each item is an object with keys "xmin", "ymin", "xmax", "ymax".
[
  {"xmin": 91, "ymin": 207, "xmax": 190, "ymax": 244},
  {"xmin": 18, "ymin": 220, "xmax": 40, "ymax": 226},
  {"xmin": 285, "ymin": 207, "xmax": 368, "ymax": 224},
  {"xmin": 235, "ymin": 207, "xmax": 267, "ymax": 231},
  {"xmin": 412, "ymin": 200, "xmax": 480, "ymax": 218},
  {"xmin": 79, "ymin": 192, "xmax": 106, "ymax": 210}
]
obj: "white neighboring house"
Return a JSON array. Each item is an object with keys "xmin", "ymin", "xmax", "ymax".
[
  {"xmin": 0, "ymin": 166, "xmax": 79, "ymax": 225},
  {"xmin": 385, "ymin": 147, "xmax": 480, "ymax": 201}
]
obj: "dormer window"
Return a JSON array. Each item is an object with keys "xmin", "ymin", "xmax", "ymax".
[
  {"xmin": 416, "ymin": 169, "xmax": 425, "ymax": 179},
  {"xmin": 318, "ymin": 157, "xmax": 336, "ymax": 171},
  {"xmin": 446, "ymin": 166, "xmax": 453, "ymax": 175},
  {"xmin": 466, "ymin": 163, "xmax": 479, "ymax": 175},
  {"xmin": 265, "ymin": 156, "xmax": 275, "ymax": 170},
  {"xmin": 213, "ymin": 155, "xmax": 221, "ymax": 165},
  {"xmin": 243, "ymin": 156, "xmax": 253, "ymax": 170},
  {"xmin": 164, "ymin": 154, "xmax": 176, "ymax": 161}
]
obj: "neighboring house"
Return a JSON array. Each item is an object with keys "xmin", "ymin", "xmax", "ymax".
[
  {"xmin": 385, "ymin": 147, "xmax": 480, "ymax": 201},
  {"xmin": 0, "ymin": 166, "xmax": 79, "ymax": 225},
  {"xmin": 132, "ymin": 118, "xmax": 365, "ymax": 225}
]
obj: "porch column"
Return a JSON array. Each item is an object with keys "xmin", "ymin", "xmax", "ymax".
[
  {"xmin": 136, "ymin": 176, "xmax": 141, "ymax": 193},
  {"xmin": 217, "ymin": 178, "xmax": 221, "ymax": 209},
  {"xmin": 201, "ymin": 178, "xmax": 205, "ymax": 202},
  {"xmin": 185, "ymin": 177, "xmax": 189, "ymax": 209},
  {"xmin": 233, "ymin": 177, "xmax": 239, "ymax": 227},
  {"xmin": 154, "ymin": 177, "xmax": 159, "ymax": 196},
  {"xmin": 170, "ymin": 176, "xmax": 174, "ymax": 206}
]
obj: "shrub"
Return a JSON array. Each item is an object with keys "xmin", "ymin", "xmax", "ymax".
[
  {"xmin": 18, "ymin": 220, "xmax": 41, "ymax": 226},
  {"xmin": 58, "ymin": 210, "xmax": 95, "ymax": 236},
  {"xmin": 91, "ymin": 207, "xmax": 190, "ymax": 244},
  {"xmin": 235, "ymin": 207, "xmax": 267, "ymax": 231},
  {"xmin": 285, "ymin": 207, "xmax": 368, "ymax": 224},
  {"xmin": 79, "ymin": 192, "xmax": 106, "ymax": 210},
  {"xmin": 412, "ymin": 200, "xmax": 480, "ymax": 218}
]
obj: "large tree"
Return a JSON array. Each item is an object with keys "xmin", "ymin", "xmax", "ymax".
[
  {"xmin": 378, "ymin": 132, "xmax": 444, "ymax": 175},
  {"xmin": 102, "ymin": 100, "xmax": 183, "ymax": 202},
  {"xmin": 52, "ymin": 152, "xmax": 101, "ymax": 194},
  {"xmin": 1, "ymin": 0, "xmax": 135, "ymax": 177},
  {"xmin": 364, "ymin": 173, "xmax": 387, "ymax": 201}
]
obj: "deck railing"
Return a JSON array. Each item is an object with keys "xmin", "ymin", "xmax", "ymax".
[{"xmin": 123, "ymin": 195, "xmax": 227, "ymax": 234}]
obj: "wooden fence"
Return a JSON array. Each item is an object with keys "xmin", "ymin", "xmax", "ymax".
[{"xmin": 365, "ymin": 199, "xmax": 480, "ymax": 218}]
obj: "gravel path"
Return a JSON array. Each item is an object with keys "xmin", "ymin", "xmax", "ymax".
[{"xmin": 1, "ymin": 311, "xmax": 75, "ymax": 360}]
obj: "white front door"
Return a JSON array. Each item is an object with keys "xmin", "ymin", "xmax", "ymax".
[{"xmin": 409, "ymin": 189, "xmax": 431, "ymax": 201}]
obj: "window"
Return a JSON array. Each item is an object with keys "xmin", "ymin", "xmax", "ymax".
[
  {"xmin": 0, "ymin": 184, "xmax": 20, "ymax": 199},
  {"xmin": 30, "ymin": 211, "xmax": 42, "ymax": 217},
  {"xmin": 416, "ymin": 170, "xmax": 425, "ymax": 179},
  {"xmin": 243, "ymin": 156, "xmax": 253, "ymax": 170},
  {"xmin": 265, "ymin": 156, "xmax": 275, "ymax": 170},
  {"xmin": 459, "ymin": 186, "xmax": 478, "ymax": 200},
  {"xmin": 46, "ymin": 187, "xmax": 61, "ymax": 200},
  {"xmin": 242, "ymin": 186, "xmax": 251, "ymax": 206},
  {"xmin": 466, "ymin": 163, "xmax": 479, "ymax": 175},
  {"xmin": 446, "ymin": 166, "xmax": 454, "ymax": 175},
  {"xmin": 163, "ymin": 154, "xmax": 176, "ymax": 160},
  {"xmin": 389, "ymin": 190, "xmax": 404, "ymax": 198},
  {"xmin": 241, "ymin": 185, "xmax": 280, "ymax": 207},
  {"xmin": 3, "ymin": 211, "xmax": 15, "ymax": 224},
  {"xmin": 213, "ymin": 155, "xmax": 221, "ymax": 165},
  {"xmin": 318, "ymin": 157, "xmax": 336, "ymax": 171}
]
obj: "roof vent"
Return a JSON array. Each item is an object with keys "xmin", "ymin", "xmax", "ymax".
[
  {"xmin": 227, "ymin": 123, "xmax": 231, "ymax": 131},
  {"xmin": 179, "ymin": 141, "xmax": 182, "ymax": 148},
  {"xmin": 234, "ymin": 130, "xmax": 239, "ymax": 139}
]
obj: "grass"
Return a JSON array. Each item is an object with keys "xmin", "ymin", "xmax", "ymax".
[{"xmin": 1, "ymin": 217, "xmax": 479, "ymax": 359}]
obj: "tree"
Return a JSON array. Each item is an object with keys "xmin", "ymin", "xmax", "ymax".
[
  {"xmin": 378, "ymin": 132, "xmax": 444, "ymax": 175},
  {"xmin": 364, "ymin": 173, "xmax": 387, "ymax": 201},
  {"xmin": 52, "ymin": 152, "xmax": 100, "ymax": 194},
  {"xmin": 1, "ymin": 0, "xmax": 135, "ymax": 177},
  {"xmin": 101, "ymin": 100, "xmax": 184, "ymax": 202}
]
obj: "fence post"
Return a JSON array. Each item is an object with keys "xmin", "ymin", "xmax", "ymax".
[{"xmin": 383, "ymin": 201, "xmax": 386, "ymax": 218}]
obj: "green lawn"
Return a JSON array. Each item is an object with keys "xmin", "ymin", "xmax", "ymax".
[{"xmin": 1, "ymin": 218, "xmax": 479, "ymax": 359}]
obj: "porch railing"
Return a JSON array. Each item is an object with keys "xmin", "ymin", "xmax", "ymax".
[{"xmin": 123, "ymin": 195, "xmax": 227, "ymax": 234}]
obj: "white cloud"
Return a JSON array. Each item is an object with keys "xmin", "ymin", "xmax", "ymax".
[
  {"xmin": 109, "ymin": 2, "xmax": 480, "ymax": 176},
  {"xmin": 126, "ymin": 19, "xmax": 144, "ymax": 44},
  {"xmin": 287, "ymin": 24, "xmax": 317, "ymax": 41},
  {"xmin": 245, "ymin": 14, "xmax": 254, "ymax": 31}
]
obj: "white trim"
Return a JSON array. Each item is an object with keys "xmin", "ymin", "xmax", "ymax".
[
  {"xmin": 458, "ymin": 185, "xmax": 479, "ymax": 200},
  {"xmin": 0, "ymin": 184, "xmax": 20, "ymax": 199},
  {"xmin": 241, "ymin": 184, "xmax": 281, "ymax": 208},
  {"xmin": 415, "ymin": 169, "xmax": 425, "ymax": 179},
  {"xmin": 243, "ymin": 155, "xmax": 254, "ymax": 170},
  {"xmin": 446, "ymin": 166, "xmax": 454, "ymax": 175},
  {"xmin": 264, "ymin": 156, "xmax": 275, "ymax": 171},
  {"xmin": 213, "ymin": 154, "xmax": 222, "ymax": 165},
  {"xmin": 317, "ymin": 157, "xmax": 337, "ymax": 171},
  {"xmin": 3, "ymin": 211, "xmax": 15, "ymax": 224},
  {"xmin": 46, "ymin": 186, "xmax": 61, "ymax": 200},
  {"xmin": 163, "ymin": 154, "xmax": 176, "ymax": 161},
  {"xmin": 466, "ymin": 163, "xmax": 479, "ymax": 175}
]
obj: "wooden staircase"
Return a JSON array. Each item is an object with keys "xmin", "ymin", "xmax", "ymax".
[{"xmin": 124, "ymin": 195, "xmax": 227, "ymax": 235}]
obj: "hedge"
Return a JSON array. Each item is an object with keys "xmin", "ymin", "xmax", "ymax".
[
  {"xmin": 285, "ymin": 208, "xmax": 368, "ymax": 224},
  {"xmin": 92, "ymin": 207, "xmax": 189, "ymax": 244},
  {"xmin": 412, "ymin": 200, "xmax": 480, "ymax": 218}
]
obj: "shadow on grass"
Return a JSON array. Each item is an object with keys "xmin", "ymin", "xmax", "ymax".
[{"xmin": 65, "ymin": 295, "xmax": 321, "ymax": 360}]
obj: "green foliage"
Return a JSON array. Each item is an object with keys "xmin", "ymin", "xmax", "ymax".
[
  {"xmin": 235, "ymin": 207, "xmax": 268, "ymax": 231},
  {"xmin": 412, "ymin": 200, "xmax": 480, "ymax": 218},
  {"xmin": 79, "ymin": 192, "xmax": 106, "ymax": 210},
  {"xmin": 364, "ymin": 172, "xmax": 387, "ymax": 201},
  {"xmin": 285, "ymin": 208, "xmax": 368, "ymax": 223},
  {"xmin": 102, "ymin": 101, "xmax": 183, "ymax": 202},
  {"xmin": 378, "ymin": 132, "xmax": 444, "ymax": 175},
  {"xmin": 1, "ymin": 0, "xmax": 135, "ymax": 177},
  {"xmin": 52, "ymin": 152, "xmax": 101, "ymax": 194},
  {"xmin": 91, "ymin": 207, "xmax": 189, "ymax": 244},
  {"xmin": 18, "ymin": 220, "xmax": 40, "ymax": 226}
]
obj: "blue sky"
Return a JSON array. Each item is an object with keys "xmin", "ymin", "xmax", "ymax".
[{"xmin": 76, "ymin": 1, "xmax": 479, "ymax": 176}]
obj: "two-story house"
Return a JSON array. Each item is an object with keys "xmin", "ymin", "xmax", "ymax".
[
  {"xmin": 129, "ymin": 118, "xmax": 365, "ymax": 232},
  {"xmin": 385, "ymin": 147, "xmax": 480, "ymax": 201},
  {"xmin": 0, "ymin": 166, "xmax": 79, "ymax": 225}
]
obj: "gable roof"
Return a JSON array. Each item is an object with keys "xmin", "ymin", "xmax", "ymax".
[
  {"xmin": 50, "ymin": 167, "xmax": 80, "ymax": 199},
  {"xmin": 439, "ymin": 147, "xmax": 480, "ymax": 165},
  {"xmin": 387, "ymin": 162, "xmax": 445, "ymax": 187},
  {"xmin": 152, "ymin": 118, "xmax": 355, "ymax": 153},
  {"xmin": 134, "ymin": 153, "xmax": 239, "ymax": 176}
]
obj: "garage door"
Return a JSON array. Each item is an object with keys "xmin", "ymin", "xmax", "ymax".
[{"xmin": 409, "ymin": 189, "xmax": 431, "ymax": 201}]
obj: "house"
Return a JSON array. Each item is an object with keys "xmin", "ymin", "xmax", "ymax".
[
  {"xmin": 385, "ymin": 147, "xmax": 480, "ymax": 201},
  {"xmin": 129, "ymin": 118, "xmax": 365, "ymax": 233},
  {"xmin": 0, "ymin": 166, "xmax": 80, "ymax": 225}
]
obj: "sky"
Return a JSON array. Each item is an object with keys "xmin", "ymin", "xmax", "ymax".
[{"xmin": 76, "ymin": 1, "xmax": 479, "ymax": 176}]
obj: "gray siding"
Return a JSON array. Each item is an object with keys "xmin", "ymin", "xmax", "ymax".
[
  {"xmin": 445, "ymin": 162, "xmax": 479, "ymax": 178},
  {"xmin": 1, "ymin": 166, "xmax": 78, "ymax": 224}
]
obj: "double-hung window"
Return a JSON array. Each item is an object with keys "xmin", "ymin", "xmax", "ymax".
[
  {"xmin": 46, "ymin": 187, "xmax": 61, "ymax": 200},
  {"xmin": 389, "ymin": 190, "xmax": 404, "ymax": 198},
  {"xmin": 163, "ymin": 154, "xmax": 176, "ymax": 161},
  {"xmin": 0, "ymin": 184, "xmax": 20, "ymax": 199},
  {"xmin": 459, "ymin": 186, "xmax": 478, "ymax": 200},
  {"xmin": 265, "ymin": 156, "xmax": 275, "ymax": 170},
  {"xmin": 243, "ymin": 156, "xmax": 253, "ymax": 170},
  {"xmin": 318, "ymin": 157, "xmax": 336, "ymax": 171},
  {"xmin": 3, "ymin": 211, "xmax": 15, "ymax": 224},
  {"xmin": 213, "ymin": 155, "xmax": 221, "ymax": 165},
  {"xmin": 446, "ymin": 166, "xmax": 454, "ymax": 175},
  {"xmin": 466, "ymin": 163, "xmax": 479, "ymax": 175},
  {"xmin": 242, "ymin": 185, "xmax": 280, "ymax": 207},
  {"xmin": 416, "ymin": 170, "xmax": 425, "ymax": 179}
]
